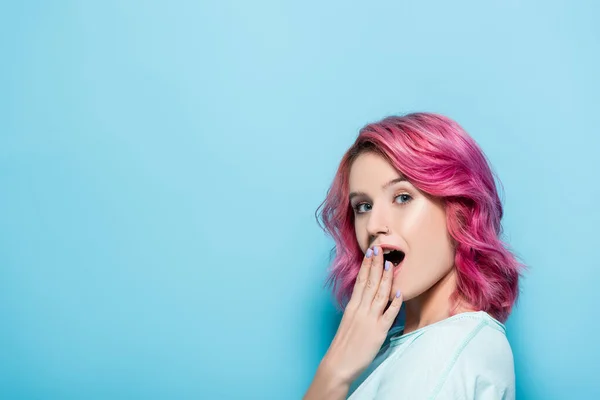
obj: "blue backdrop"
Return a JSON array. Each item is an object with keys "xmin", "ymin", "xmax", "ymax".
[{"xmin": 2, "ymin": 1, "xmax": 599, "ymax": 399}]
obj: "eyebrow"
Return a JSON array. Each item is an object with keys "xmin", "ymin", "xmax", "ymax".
[{"xmin": 349, "ymin": 177, "xmax": 407, "ymax": 202}]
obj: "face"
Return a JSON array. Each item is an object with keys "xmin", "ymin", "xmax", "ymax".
[{"xmin": 348, "ymin": 152, "xmax": 455, "ymax": 302}]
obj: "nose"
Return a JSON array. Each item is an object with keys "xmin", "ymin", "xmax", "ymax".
[{"xmin": 366, "ymin": 206, "xmax": 391, "ymax": 239}]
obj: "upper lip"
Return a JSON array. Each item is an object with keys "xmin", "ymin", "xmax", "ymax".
[{"xmin": 373, "ymin": 243, "xmax": 405, "ymax": 254}]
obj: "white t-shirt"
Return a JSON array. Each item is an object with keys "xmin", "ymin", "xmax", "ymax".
[{"xmin": 347, "ymin": 311, "xmax": 515, "ymax": 400}]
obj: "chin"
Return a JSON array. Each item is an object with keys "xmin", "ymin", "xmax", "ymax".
[{"xmin": 390, "ymin": 284, "xmax": 414, "ymax": 302}]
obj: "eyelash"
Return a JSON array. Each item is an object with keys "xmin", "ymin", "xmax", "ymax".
[{"xmin": 352, "ymin": 193, "xmax": 413, "ymax": 215}]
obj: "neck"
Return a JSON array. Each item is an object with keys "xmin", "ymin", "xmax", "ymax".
[{"xmin": 402, "ymin": 268, "xmax": 475, "ymax": 334}]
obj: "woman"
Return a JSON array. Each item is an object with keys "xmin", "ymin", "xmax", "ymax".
[{"xmin": 303, "ymin": 113, "xmax": 522, "ymax": 400}]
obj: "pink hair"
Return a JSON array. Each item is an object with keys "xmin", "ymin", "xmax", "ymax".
[{"xmin": 315, "ymin": 112, "xmax": 523, "ymax": 323}]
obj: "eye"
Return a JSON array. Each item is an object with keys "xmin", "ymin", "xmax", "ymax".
[
  {"xmin": 353, "ymin": 202, "xmax": 371, "ymax": 214},
  {"xmin": 395, "ymin": 193, "xmax": 412, "ymax": 204}
]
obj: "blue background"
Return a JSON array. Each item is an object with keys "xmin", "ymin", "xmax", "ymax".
[{"xmin": 2, "ymin": 1, "xmax": 599, "ymax": 399}]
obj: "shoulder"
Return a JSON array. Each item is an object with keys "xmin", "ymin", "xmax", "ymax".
[
  {"xmin": 434, "ymin": 313, "xmax": 516, "ymax": 399},
  {"xmin": 459, "ymin": 318, "xmax": 514, "ymax": 373},
  {"xmin": 374, "ymin": 312, "xmax": 515, "ymax": 400}
]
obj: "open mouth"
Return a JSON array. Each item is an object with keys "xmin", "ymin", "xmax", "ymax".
[{"xmin": 383, "ymin": 249, "xmax": 405, "ymax": 267}]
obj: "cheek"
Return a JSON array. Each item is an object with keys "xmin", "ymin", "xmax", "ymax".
[
  {"xmin": 395, "ymin": 203, "xmax": 454, "ymax": 289},
  {"xmin": 406, "ymin": 201, "xmax": 451, "ymax": 255},
  {"xmin": 354, "ymin": 221, "xmax": 368, "ymax": 253}
]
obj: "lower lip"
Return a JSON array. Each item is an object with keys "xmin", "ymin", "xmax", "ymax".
[{"xmin": 393, "ymin": 263, "xmax": 403, "ymax": 277}]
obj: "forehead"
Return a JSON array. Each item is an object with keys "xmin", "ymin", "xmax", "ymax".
[{"xmin": 348, "ymin": 152, "xmax": 402, "ymax": 189}]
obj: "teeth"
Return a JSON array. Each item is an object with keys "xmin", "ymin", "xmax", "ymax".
[{"xmin": 383, "ymin": 250, "xmax": 392, "ymax": 255}]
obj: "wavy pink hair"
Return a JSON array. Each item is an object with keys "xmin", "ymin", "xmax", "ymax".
[{"xmin": 315, "ymin": 112, "xmax": 523, "ymax": 323}]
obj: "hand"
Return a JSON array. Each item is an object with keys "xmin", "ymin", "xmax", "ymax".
[{"xmin": 320, "ymin": 245, "xmax": 404, "ymax": 386}]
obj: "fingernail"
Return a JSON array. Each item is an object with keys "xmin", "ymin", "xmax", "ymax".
[
  {"xmin": 374, "ymin": 246, "xmax": 380, "ymax": 256},
  {"xmin": 395, "ymin": 290, "xmax": 401, "ymax": 298},
  {"xmin": 366, "ymin": 248, "xmax": 373, "ymax": 258},
  {"xmin": 385, "ymin": 261, "xmax": 391, "ymax": 271}
]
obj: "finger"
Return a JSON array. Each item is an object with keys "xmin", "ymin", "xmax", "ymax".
[
  {"xmin": 382, "ymin": 289, "xmax": 403, "ymax": 328},
  {"xmin": 346, "ymin": 247, "xmax": 374, "ymax": 310},
  {"xmin": 361, "ymin": 246, "xmax": 383, "ymax": 306},
  {"xmin": 371, "ymin": 260, "xmax": 394, "ymax": 314}
]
